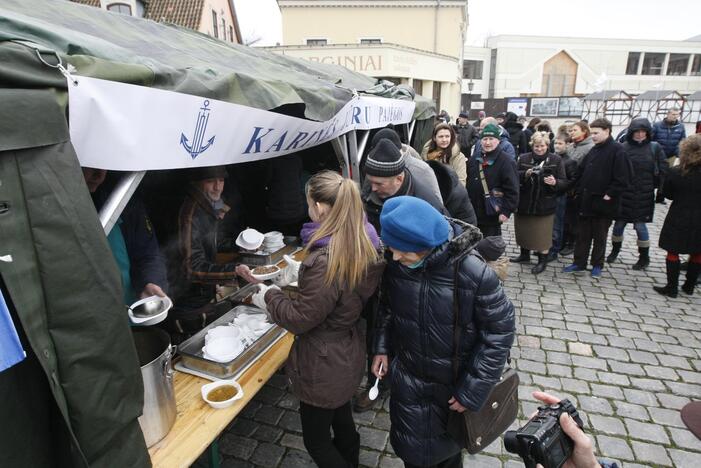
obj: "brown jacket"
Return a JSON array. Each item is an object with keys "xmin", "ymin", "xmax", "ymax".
[{"xmin": 265, "ymin": 248, "xmax": 384, "ymax": 408}]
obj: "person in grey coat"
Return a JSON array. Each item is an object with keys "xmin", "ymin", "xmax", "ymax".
[{"xmin": 568, "ymin": 121, "xmax": 595, "ymax": 165}]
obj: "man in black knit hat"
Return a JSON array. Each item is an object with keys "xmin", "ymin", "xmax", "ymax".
[{"xmin": 362, "ymin": 139, "xmax": 446, "ymax": 233}]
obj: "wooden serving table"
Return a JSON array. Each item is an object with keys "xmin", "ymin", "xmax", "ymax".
[{"xmin": 148, "ymin": 333, "xmax": 294, "ymax": 468}]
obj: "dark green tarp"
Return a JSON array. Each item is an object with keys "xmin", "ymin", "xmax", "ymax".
[{"xmin": 0, "ymin": 0, "xmax": 435, "ymax": 121}]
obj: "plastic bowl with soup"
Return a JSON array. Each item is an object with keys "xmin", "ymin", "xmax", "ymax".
[{"xmin": 201, "ymin": 379, "xmax": 244, "ymax": 409}]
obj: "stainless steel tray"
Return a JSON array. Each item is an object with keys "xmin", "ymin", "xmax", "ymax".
[
  {"xmin": 177, "ymin": 305, "xmax": 287, "ymax": 379},
  {"xmin": 237, "ymin": 244, "xmax": 302, "ymax": 266}
]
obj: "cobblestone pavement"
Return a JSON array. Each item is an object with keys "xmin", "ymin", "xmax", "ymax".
[{"xmin": 214, "ymin": 205, "xmax": 701, "ymax": 468}]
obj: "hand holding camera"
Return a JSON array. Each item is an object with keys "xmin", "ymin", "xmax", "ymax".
[{"xmin": 505, "ymin": 392, "xmax": 602, "ymax": 468}]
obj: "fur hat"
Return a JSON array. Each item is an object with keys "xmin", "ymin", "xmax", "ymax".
[{"xmin": 190, "ymin": 165, "xmax": 228, "ymax": 181}]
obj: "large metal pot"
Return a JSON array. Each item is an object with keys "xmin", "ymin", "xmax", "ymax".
[{"xmin": 132, "ymin": 328, "xmax": 176, "ymax": 447}]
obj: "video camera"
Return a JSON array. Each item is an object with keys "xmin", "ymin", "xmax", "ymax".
[
  {"xmin": 504, "ymin": 399, "xmax": 584, "ymax": 468},
  {"xmin": 529, "ymin": 163, "xmax": 554, "ymax": 178}
]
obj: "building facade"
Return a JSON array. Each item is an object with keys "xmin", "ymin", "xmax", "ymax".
[
  {"xmin": 272, "ymin": 0, "xmax": 468, "ymax": 116},
  {"xmin": 69, "ymin": 0, "xmax": 242, "ymax": 44},
  {"xmin": 461, "ymin": 35, "xmax": 701, "ymax": 109}
]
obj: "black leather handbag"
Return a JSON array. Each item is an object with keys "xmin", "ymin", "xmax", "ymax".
[{"xmin": 447, "ymin": 253, "xmax": 519, "ymax": 454}]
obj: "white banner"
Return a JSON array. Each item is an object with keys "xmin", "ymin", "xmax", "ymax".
[{"xmin": 68, "ymin": 77, "xmax": 415, "ymax": 171}]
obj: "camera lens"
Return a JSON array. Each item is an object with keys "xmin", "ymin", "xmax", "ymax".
[{"xmin": 503, "ymin": 430, "xmax": 519, "ymax": 454}]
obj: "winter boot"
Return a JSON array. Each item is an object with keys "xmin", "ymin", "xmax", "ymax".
[
  {"xmin": 682, "ymin": 262, "xmax": 701, "ymax": 295},
  {"xmin": 653, "ymin": 259, "xmax": 681, "ymax": 298},
  {"xmin": 632, "ymin": 247, "xmax": 650, "ymax": 271},
  {"xmin": 511, "ymin": 247, "xmax": 531, "ymax": 263},
  {"xmin": 606, "ymin": 241, "xmax": 622, "ymax": 264},
  {"xmin": 531, "ymin": 253, "xmax": 548, "ymax": 274}
]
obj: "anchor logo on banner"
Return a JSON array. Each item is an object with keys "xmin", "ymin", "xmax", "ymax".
[{"xmin": 180, "ymin": 100, "xmax": 216, "ymax": 159}]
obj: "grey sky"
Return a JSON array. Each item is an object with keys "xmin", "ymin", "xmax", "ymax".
[{"xmin": 234, "ymin": 0, "xmax": 701, "ymax": 47}]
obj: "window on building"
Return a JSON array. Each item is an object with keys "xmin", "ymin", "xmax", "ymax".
[
  {"xmin": 360, "ymin": 38, "xmax": 382, "ymax": 45},
  {"xmin": 691, "ymin": 55, "xmax": 701, "ymax": 76},
  {"xmin": 625, "ymin": 52, "xmax": 641, "ymax": 75},
  {"xmin": 106, "ymin": 3, "xmax": 132, "ymax": 15},
  {"xmin": 413, "ymin": 80, "xmax": 423, "ymax": 96},
  {"xmin": 222, "ymin": 17, "xmax": 226, "ymax": 40},
  {"xmin": 432, "ymin": 82, "xmax": 442, "ymax": 113},
  {"xmin": 306, "ymin": 39, "xmax": 328, "ymax": 46},
  {"xmin": 667, "ymin": 54, "xmax": 690, "ymax": 75},
  {"xmin": 641, "ymin": 52, "xmax": 665, "ymax": 75},
  {"xmin": 462, "ymin": 60, "xmax": 483, "ymax": 80},
  {"xmin": 229, "ymin": 26, "xmax": 234, "ymax": 42},
  {"xmin": 212, "ymin": 11, "xmax": 218, "ymax": 39}
]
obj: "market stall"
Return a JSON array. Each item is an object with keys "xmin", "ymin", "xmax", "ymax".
[
  {"xmin": 581, "ymin": 90, "xmax": 634, "ymax": 126},
  {"xmin": 0, "ymin": 0, "xmax": 436, "ymax": 466},
  {"xmin": 631, "ymin": 90, "xmax": 685, "ymax": 123}
]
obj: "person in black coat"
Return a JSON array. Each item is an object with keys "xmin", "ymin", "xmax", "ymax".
[
  {"xmin": 371, "ymin": 196, "xmax": 515, "ymax": 468},
  {"xmin": 563, "ymin": 118, "xmax": 632, "ymax": 278},
  {"xmin": 466, "ymin": 124, "xmax": 519, "ymax": 237},
  {"xmin": 453, "ymin": 112, "xmax": 478, "ymax": 157},
  {"xmin": 425, "ymin": 160, "xmax": 477, "ymax": 226},
  {"xmin": 503, "ymin": 111, "xmax": 529, "ymax": 155},
  {"xmin": 548, "ymin": 132, "xmax": 578, "ymax": 262},
  {"xmin": 654, "ymin": 134, "xmax": 701, "ymax": 297},
  {"xmin": 511, "ymin": 132, "xmax": 567, "ymax": 274},
  {"xmin": 606, "ymin": 118, "xmax": 668, "ymax": 270}
]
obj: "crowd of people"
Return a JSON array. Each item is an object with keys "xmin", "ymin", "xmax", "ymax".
[{"xmin": 76, "ymin": 107, "xmax": 700, "ymax": 468}]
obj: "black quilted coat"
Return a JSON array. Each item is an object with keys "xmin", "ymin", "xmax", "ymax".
[
  {"xmin": 373, "ymin": 220, "xmax": 516, "ymax": 466},
  {"xmin": 616, "ymin": 118, "xmax": 668, "ymax": 223}
]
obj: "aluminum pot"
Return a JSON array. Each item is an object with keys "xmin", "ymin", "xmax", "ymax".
[{"xmin": 132, "ymin": 327, "xmax": 176, "ymax": 447}]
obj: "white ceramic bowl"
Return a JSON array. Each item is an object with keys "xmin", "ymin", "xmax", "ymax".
[
  {"xmin": 236, "ymin": 228, "xmax": 264, "ymax": 251},
  {"xmin": 202, "ymin": 337, "xmax": 244, "ymax": 363},
  {"xmin": 250, "ymin": 265, "xmax": 281, "ymax": 281},
  {"xmin": 204, "ymin": 325, "xmax": 240, "ymax": 344},
  {"xmin": 201, "ymin": 379, "xmax": 244, "ymax": 409},
  {"xmin": 128, "ymin": 295, "xmax": 173, "ymax": 326}
]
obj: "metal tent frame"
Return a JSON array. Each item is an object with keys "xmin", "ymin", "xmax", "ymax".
[
  {"xmin": 682, "ymin": 91, "xmax": 701, "ymax": 124},
  {"xmin": 631, "ymin": 90, "xmax": 685, "ymax": 123},
  {"xmin": 581, "ymin": 90, "xmax": 634, "ymax": 126}
]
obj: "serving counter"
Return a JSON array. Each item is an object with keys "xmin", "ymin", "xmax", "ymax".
[{"xmin": 148, "ymin": 332, "xmax": 293, "ymax": 467}]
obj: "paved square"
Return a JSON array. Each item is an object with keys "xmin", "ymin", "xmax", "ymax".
[{"xmin": 216, "ymin": 206, "xmax": 701, "ymax": 467}]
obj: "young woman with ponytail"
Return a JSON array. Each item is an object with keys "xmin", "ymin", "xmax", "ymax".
[{"xmin": 252, "ymin": 170, "xmax": 385, "ymax": 468}]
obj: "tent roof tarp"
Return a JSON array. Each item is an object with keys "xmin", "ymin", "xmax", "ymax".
[
  {"xmin": 0, "ymin": 0, "xmax": 434, "ymax": 121},
  {"xmin": 635, "ymin": 90, "xmax": 682, "ymax": 100},
  {"xmin": 686, "ymin": 91, "xmax": 701, "ymax": 101},
  {"xmin": 583, "ymin": 90, "xmax": 631, "ymax": 101}
]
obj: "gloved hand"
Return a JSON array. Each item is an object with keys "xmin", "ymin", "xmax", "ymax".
[
  {"xmin": 251, "ymin": 284, "xmax": 280, "ymax": 316},
  {"xmin": 273, "ymin": 255, "xmax": 301, "ymax": 287}
]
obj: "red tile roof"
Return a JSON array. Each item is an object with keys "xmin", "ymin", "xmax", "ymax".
[{"xmin": 145, "ymin": 0, "xmax": 206, "ymax": 31}]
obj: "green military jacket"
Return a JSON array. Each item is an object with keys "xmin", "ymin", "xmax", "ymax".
[{"xmin": 0, "ymin": 89, "xmax": 150, "ymax": 467}]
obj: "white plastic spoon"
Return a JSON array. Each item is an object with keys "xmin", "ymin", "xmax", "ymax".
[{"xmin": 368, "ymin": 362, "xmax": 384, "ymax": 400}]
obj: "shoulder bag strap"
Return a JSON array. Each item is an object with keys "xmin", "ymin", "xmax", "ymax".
[{"xmin": 478, "ymin": 163, "xmax": 491, "ymax": 198}]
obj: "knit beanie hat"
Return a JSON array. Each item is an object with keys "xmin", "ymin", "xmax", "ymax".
[
  {"xmin": 370, "ymin": 128, "xmax": 403, "ymax": 151},
  {"xmin": 380, "ymin": 196, "xmax": 450, "ymax": 252},
  {"xmin": 364, "ymin": 139, "xmax": 405, "ymax": 177},
  {"xmin": 480, "ymin": 123, "xmax": 501, "ymax": 139}
]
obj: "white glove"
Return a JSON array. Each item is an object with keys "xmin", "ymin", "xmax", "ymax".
[
  {"xmin": 273, "ymin": 255, "xmax": 301, "ymax": 287},
  {"xmin": 251, "ymin": 284, "xmax": 280, "ymax": 314}
]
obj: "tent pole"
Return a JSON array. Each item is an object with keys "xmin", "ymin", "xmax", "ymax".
[
  {"xmin": 331, "ymin": 136, "xmax": 350, "ymax": 179},
  {"xmin": 408, "ymin": 120, "xmax": 417, "ymax": 144},
  {"xmin": 99, "ymin": 171, "xmax": 146, "ymax": 234},
  {"xmin": 356, "ymin": 130, "xmax": 370, "ymax": 167},
  {"xmin": 346, "ymin": 130, "xmax": 363, "ymax": 183}
]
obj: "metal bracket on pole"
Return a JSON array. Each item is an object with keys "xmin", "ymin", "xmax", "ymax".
[
  {"xmin": 99, "ymin": 171, "xmax": 146, "ymax": 234},
  {"xmin": 331, "ymin": 136, "xmax": 350, "ymax": 179},
  {"xmin": 408, "ymin": 119, "xmax": 417, "ymax": 144}
]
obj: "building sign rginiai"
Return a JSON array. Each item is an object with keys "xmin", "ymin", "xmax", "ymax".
[{"xmin": 308, "ymin": 55, "xmax": 383, "ymax": 72}]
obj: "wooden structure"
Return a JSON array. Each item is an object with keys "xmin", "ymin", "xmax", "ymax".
[
  {"xmin": 632, "ymin": 90, "xmax": 685, "ymax": 123},
  {"xmin": 582, "ymin": 90, "xmax": 634, "ymax": 126},
  {"xmin": 682, "ymin": 91, "xmax": 701, "ymax": 124},
  {"xmin": 148, "ymin": 333, "xmax": 294, "ymax": 468}
]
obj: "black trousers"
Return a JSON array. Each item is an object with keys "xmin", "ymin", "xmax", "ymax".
[
  {"xmin": 299, "ymin": 401, "xmax": 359, "ymax": 468},
  {"xmin": 403, "ymin": 451, "xmax": 462, "ymax": 468},
  {"xmin": 573, "ymin": 216, "xmax": 612, "ymax": 268}
]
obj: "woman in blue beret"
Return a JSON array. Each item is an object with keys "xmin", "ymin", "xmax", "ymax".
[{"xmin": 371, "ymin": 196, "xmax": 516, "ymax": 467}]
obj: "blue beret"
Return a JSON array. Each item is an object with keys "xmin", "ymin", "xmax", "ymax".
[{"xmin": 380, "ymin": 196, "xmax": 450, "ymax": 252}]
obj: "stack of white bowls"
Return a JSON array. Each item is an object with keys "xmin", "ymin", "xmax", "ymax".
[{"xmin": 262, "ymin": 231, "xmax": 285, "ymax": 253}]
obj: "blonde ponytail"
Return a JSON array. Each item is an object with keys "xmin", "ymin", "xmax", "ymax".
[{"xmin": 305, "ymin": 171, "xmax": 379, "ymax": 290}]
